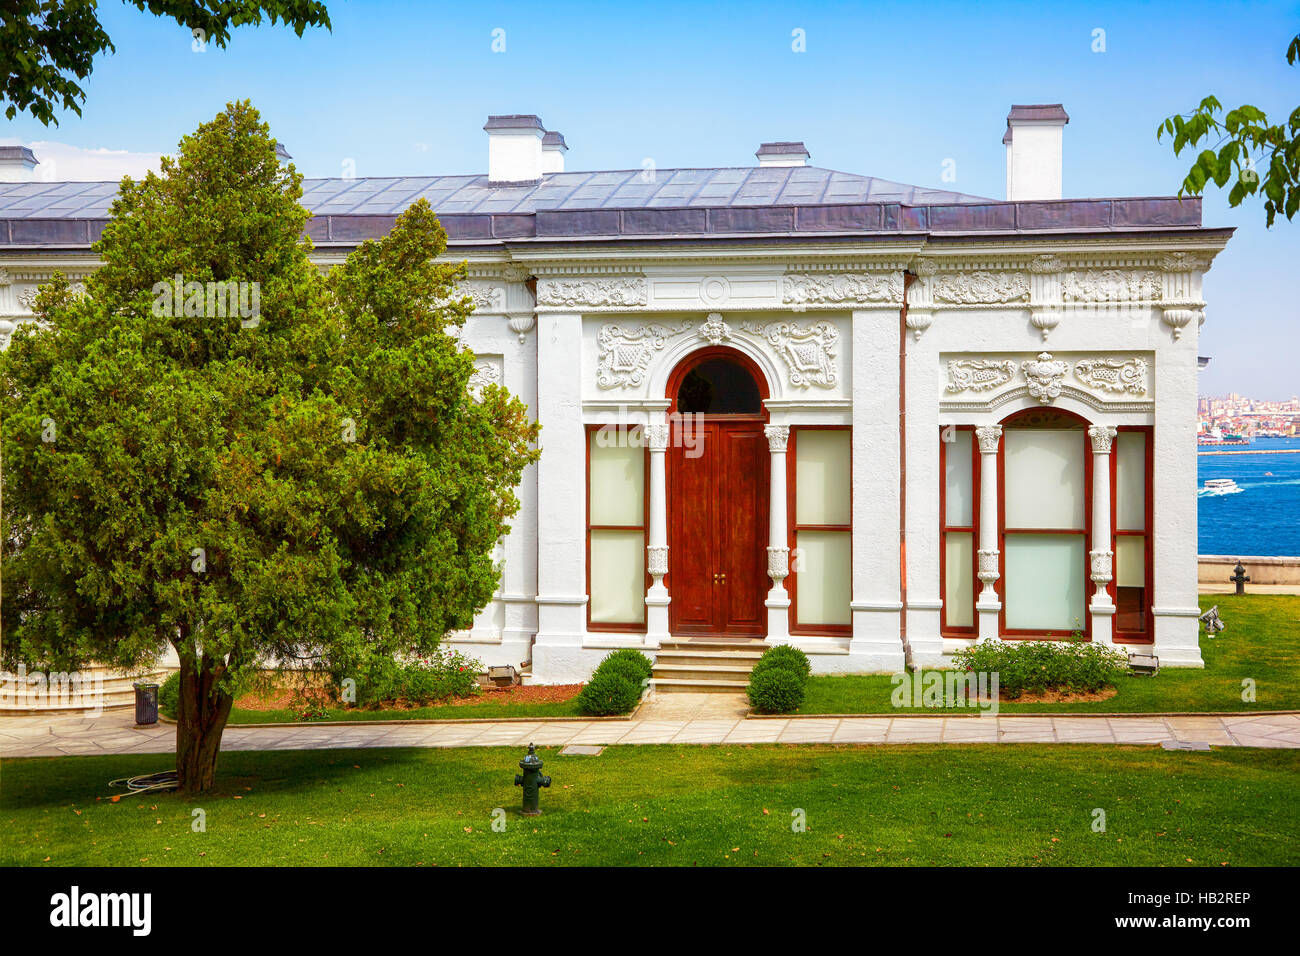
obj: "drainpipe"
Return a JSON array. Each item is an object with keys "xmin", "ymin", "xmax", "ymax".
[{"xmin": 899, "ymin": 272, "xmax": 916, "ymax": 668}]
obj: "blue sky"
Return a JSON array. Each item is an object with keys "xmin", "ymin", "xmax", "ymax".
[{"xmin": 6, "ymin": 0, "xmax": 1299, "ymax": 398}]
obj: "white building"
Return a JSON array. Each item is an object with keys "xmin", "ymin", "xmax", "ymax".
[{"xmin": 0, "ymin": 106, "xmax": 1229, "ymax": 684}]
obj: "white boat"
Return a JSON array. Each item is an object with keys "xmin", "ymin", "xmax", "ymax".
[{"xmin": 1201, "ymin": 478, "xmax": 1241, "ymax": 495}]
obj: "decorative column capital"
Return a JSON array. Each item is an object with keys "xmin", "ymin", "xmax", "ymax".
[
  {"xmin": 644, "ymin": 423, "xmax": 670, "ymax": 451},
  {"xmin": 766, "ymin": 546, "xmax": 790, "ymax": 582},
  {"xmin": 1088, "ymin": 424, "xmax": 1118, "ymax": 454},
  {"xmin": 647, "ymin": 545, "xmax": 669, "ymax": 577},
  {"xmin": 977, "ymin": 548, "xmax": 1001, "ymax": 585},
  {"xmin": 974, "ymin": 424, "xmax": 1002, "ymax": 454},
  {"xmin": 764, "ymin": 424, "xmax": 790, "ymax": 452},
  {"xmin": 1089, "ymin": 549, "xmax": 1114, "ymax": 584}
]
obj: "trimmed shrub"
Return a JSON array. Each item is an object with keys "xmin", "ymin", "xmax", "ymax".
[
  {"xmin": 577, "ymin": 671, "xmax": 641, "ymax": 716},
  {"xmin": 750, "ymin": 644, "xmax": 811, "ymax": 680},
  {"xmin": 594, "ymin": 649, "xmax": 653, "ymax": 687},
  {"xmin": 746, "ymin": 645, "xmax": 812, "ymax": 714},
  {"xmin": 345, "ymin": 648, "xmax": 483, "ymax": 708},
  {"xmin": 158, "ymin": 671, "xmax": 181, "ymax": 718},
  {"xmin": 747, "ymin": 666, "xmax": 807, "ymax": 714},
  {"xmin": 951, "ymin": 639, "xmax": 1129, "ymax": 699}
]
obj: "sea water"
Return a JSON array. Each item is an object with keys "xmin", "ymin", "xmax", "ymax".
[{"xmin": 1197, "ymin": 437, "xmax": 1300, "ymax": 557}]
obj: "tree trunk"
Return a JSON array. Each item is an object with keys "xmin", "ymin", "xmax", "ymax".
[{"xmin": 175, "ymin": 653, "xmax": 234, "ymax": 793}]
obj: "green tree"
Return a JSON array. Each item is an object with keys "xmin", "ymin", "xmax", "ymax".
[
  {"xmin": 1158, "ymin": 30, "xmax": 1300, "ymax": 227},
  {"xmin": 0, "ymin": 1, "xmax": 331, "ymax": 125},
  {"xmin": 0, "ymin": 101, "xmax": 539, "ymax": 792}
]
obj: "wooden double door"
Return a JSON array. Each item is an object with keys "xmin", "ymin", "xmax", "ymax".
[{"xmin": 667, "ymin": 419, "xmax": 770, "ymax": 637}]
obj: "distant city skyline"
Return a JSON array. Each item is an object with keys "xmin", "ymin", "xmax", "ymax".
[
  {"xmin": 1201, "ymin": 388, "xmax": 1300, "ymax": 403},
  {"xmin": 1, "ymin": 0, "xmax": 1296, "ymax": 396}
]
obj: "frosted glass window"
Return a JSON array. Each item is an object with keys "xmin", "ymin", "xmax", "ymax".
[
  {"xmin": 944, "ymin": 532, "xmax": 974, "ymax": 628},
  {"xmin": 796, "ymin": 430, "xmax": 851, "ymax": 526},
  {"xmin": 1116, "ymin": 432, "xmax": 1146, "ymax": 531},
  {"xmin": 588, "ymin": 432, "xmax": 644, "ymax": 527},
  {"xmin": 944, "ymin": 430, "xmax": 974, "ymax": 526},
  {"xmin": 1004, "ymin": 534, "xmax": 1085, "ymax": 632},
  {"xmin": 1004, "ymin": 429, "xmax": 1085, "ymax": 530},
  {"xmin": 589, "ymin": 530, "xmax": 645, "ymax": 623},
  {"xmin": 1115, "ymin": 535, "xmax": 1146, "ymax": 588},
  {"xmin": 796, "ymin": 531, "xmax": 851, "ymax": 626}
]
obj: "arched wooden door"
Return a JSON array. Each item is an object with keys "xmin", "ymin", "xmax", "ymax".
[{"xmin": 666, "ymin": 348, "xmax": 769, "ymax": 638}]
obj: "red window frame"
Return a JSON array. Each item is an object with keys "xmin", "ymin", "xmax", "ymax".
[
  {"xmin": 939, "ymin": 425, "xmax": 980, "ymax": 636},
  {"xmin": 787, "ymin": 424, "xmax": 853, "ymax": 637},
  {"xmin": 996, "ymin": 408, "xmax": 1093, "ymax": 642},
  {"xmin": 585, "ymin": 424, "xmax": 650, "ymax": 633},
  {"xmin": 1111, "ymin": 425, "xmax": 1155, "ymax": 643}
]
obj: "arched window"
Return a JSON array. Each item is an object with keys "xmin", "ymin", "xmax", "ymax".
[{"xmin": 673, "ymin": 356, "xmax": 763, "ymax": 415}]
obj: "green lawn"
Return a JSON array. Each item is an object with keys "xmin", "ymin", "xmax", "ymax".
[
  {"xmin": 800, "ymin": 594, "xmax": 1300, "ymax": 715},
  {"xmin": 3, "ymin": 744, "xmax": 1295, "ymax": 866}
]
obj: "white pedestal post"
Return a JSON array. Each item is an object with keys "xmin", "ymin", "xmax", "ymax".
[
  {"xmin": 1088, "ymin": 425, "xmax": 1117, "ymax": 646},
  {"xmin": 644, "ymin": 421, "xmax": 670, "ymax": 648},
  {"xmin": 975, "ymin": 425, "xmax": 1002, "ymax": 642},
  {"xmin": 764, "ymin": 424, "xmax": 791, "ymax": 644}
]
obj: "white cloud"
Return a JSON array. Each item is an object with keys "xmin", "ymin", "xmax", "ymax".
[{"xmin": 0, "ymin": 137, "xmax": 168, "ymax": 182}]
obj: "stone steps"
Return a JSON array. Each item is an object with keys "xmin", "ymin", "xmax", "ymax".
[
  {"xmin": 0, "ymin": 666, "xmax": 172, "ymax": 715},
  {"xmin": 651, "ymin": 640, "xmax": 765, "ymax": 693},
  {"xmin": 650, "ymin": 677, "xmax": 751, "ymax": 694},
  {"xmin": 652, "ymin": 663, "xmax": 756, "ymax": 682}
]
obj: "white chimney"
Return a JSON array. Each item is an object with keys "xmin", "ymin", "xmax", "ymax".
[
  {"xmin": 541, "ymin": 130, "xmax": 567, "ymax": 174},
  {"xmin": 0, "ymin": 146, "xmax": 39, "ymax": 183},
  {"xmin": 484, "ymin": 114, "xmax": 545, "ymax": 183},
  {"xmin": 1004, "ymin": 104, "xmax": 1068, "ymax": 200},
  {"xmin": 756, "ymin": 141, "xmax": 810, "ymax": 167}
]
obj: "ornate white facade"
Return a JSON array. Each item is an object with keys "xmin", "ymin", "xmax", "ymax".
[{"xmin": 0, "ymin": 112, "xmax": 1229, "ymax": 682}]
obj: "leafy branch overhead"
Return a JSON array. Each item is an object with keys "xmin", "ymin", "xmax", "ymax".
[
  {"xmin": 1158, "ymin": 31, "xmax": 1300, "ymax": 227},
  {"xmin": 0, "ymin": 1, "xmax": 331, "ymax": 125}
]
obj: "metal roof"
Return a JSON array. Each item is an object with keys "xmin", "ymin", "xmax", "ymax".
[
  {"xmin": 0, "ymin": 163, "xmax": 1211, "ymax": 248},
  {"xmin": 0, "ymin": 166, "xmax": 992, "ymax": 220}
]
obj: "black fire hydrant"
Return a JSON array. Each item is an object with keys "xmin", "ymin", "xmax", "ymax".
[
  {"xmin": 1230, "ymin": 562, "xmax": 1250, "ymax": 595},
  {"xmin": 514, "ymin": 743, "xmax": 551, "ymax": 816}
]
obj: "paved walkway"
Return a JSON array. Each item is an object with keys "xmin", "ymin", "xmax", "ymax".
[{"xmin": 2, "ymin": 700, "xmax": 1299, "ymax": 758}]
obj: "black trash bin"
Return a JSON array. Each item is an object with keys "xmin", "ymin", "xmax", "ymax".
[{"xmin": 134, "ymin": 682, "xmax": 159, "ymax": 725}]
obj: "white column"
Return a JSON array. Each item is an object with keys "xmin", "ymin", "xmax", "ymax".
[
  {"xmin": 1152, "ymin": 301, "xmax": 1205, "ymax": 666},
  {"xmin": 848, "ymin": 308, "xmax": 906, "ymax": 671},
  {"xmin": 1088, "ymin": 425, "xmax": 1117, "ymax": 646},
  {"xmin": 644, "ymin": 420, "xmax": 670, "ymax": 648},
  {"xmin": 764, "ymin": 424, "xmax": 791, "ymax": 644},
  {"xmin": 975, "ymin": 424, "xmax": 1002, "ymax": 642},
  {"xmin": 531, "ymin": 312, "xmax": 589, "ymax": 682},
  {"xmin": 901, "ymin": 306, "xmax": 945, "ymax": 666}
]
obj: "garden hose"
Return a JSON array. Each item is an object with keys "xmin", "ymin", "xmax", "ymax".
[{"xmin": 107, "ymin": 770, "xmax": 179, "ymax": 795}]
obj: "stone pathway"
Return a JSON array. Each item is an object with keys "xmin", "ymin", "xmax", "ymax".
[{"xmin": 2, "ymin": 697, "xmax": 1299, "ymax": 758}]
